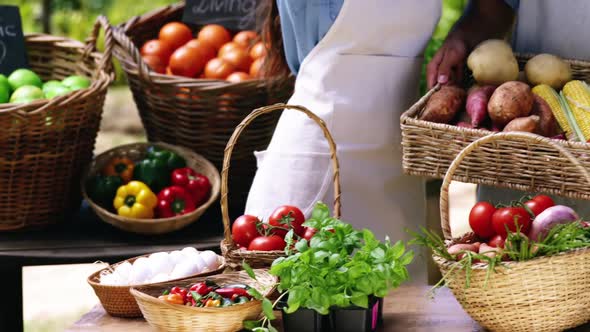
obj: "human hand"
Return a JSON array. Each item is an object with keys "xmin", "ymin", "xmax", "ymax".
[{"xmin": 426, "ymin": 37, "xmax": 468, "ymax": 90}]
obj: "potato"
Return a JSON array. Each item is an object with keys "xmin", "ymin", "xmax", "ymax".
[
  {"xmin": 419, "ymin": 86, "xmax": 466, "ymax": 124},
  {"xmin": 503, "ymin": 115, "xmax": 540, "ymax": 133},
  {"xmin": 488, "ymin": 81, "xmax": 534, "ymax": 127},
  {"xmin": 467, "ymin": 39, "xmax": 519, "ymax": 85},
  {"xmin": 525, "ymin": 54, "xmax": 572, "ymax": 89},
  {"xmin": 531, "ymin": 95, "xmax": 558, "ymax": 136}
]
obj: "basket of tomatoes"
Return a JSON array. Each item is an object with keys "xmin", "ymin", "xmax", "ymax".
[
  {"xmin": 220, "ymin": 104, "xmax": 342, "ymax": 268},
  {"xmin": 108, "ymin": 3, "xmax": 294, "ymax": 217},
  {"xmin": 82, "ymin": 142, "xmax": 220, "ymax": 234}
]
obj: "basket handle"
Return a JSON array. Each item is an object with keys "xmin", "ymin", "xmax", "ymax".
[
  {"xmin": 221, "ymin": 104, "xmax": 342, "ymax": 246},
  {"xmin": 109, "ymin": 24, "xmax": 153, "ymax": 82},
  {"xmin": 440, "ymin": 132, "xmax": 590, "ymax": 240},
  {"xmin": 400, "ymin": 84, "xmax": 440, "ymax": 120},
  {"xmin": 83, "ymin": 15, "xmax": 114, "ymax": 75}
]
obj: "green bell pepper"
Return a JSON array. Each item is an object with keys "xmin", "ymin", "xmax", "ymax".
[
  {"xmin": 133, "ymin": 158, "xmax": 169, "ymax": 193},
  {"xmin": 86, "ymin": 175, "xmax": 123, "ymax": 209},
  {"xmin": 147, "ymin": 146, "xmax": 186, "ymax": 172}
]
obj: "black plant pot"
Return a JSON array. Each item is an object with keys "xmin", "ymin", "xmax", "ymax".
[{"xmin": 280, "ymin": 297, "xmax": 383, "ymax": 332}]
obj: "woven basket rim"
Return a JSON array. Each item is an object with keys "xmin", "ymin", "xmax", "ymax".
[
  {"xmin": 81, "ymin": 141, "xmax": 221, "ymax": 225},
  {"xmin": 87, "ymin": 251, "xmax": 226, "ymax": 288}
]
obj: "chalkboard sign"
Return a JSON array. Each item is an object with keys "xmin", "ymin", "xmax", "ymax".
[
  {"xmin": 182, "ymin": 0, "xmax": 258, "ymax": 31},
  {"xmin": 0, "ymin": 6, "xmax": 28, "ymax": 75}
]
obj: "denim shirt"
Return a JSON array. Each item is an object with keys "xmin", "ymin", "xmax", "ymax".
[{"xmin": 278, "ymin": 0, "xmax": 519, "ymax": 76}]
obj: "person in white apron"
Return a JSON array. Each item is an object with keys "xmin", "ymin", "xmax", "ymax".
[
  {"xmin": 429, "ymin": 0, "xmax": 590, "ymax": 218},
  {"xmin": 246, "ymin": 0, "xmax": 441, "ymax": 282}
]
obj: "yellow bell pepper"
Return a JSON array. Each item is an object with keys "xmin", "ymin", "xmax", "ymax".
[{"xmin": 113, "ymin": 181, "xmax": 157, "ymax": 219}]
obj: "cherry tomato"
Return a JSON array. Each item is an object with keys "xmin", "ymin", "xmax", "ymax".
[
  {"xmin": 487, "ymin": 234, "xmax": 505, "ymax": 248},
  {"xmin": 142, "ymin": 55, "xmax": 166, "ymax": 74},
  {"xmin": 198, "ymin": 24, "xmax": 231, "ymax": 50},
  {"xmin": 221, "ymin": 48, "xmax": 253, "ymax": 72},
  {"xmin": 233, "ymin": 30, "xmax": 258, "ymax": 48},
  {"xmin": 269, "ymin": 205, "xmax": 305, "ymax": 237},
  {"xmin": 169, "ymin": 46, "xmax": 205, "ymax": 77},
  {"xmin": 140, "ymin": 39, "xmax": 173, "ymax": 64},
  {"xmin": 303, "ymin": 227, "xmax": 317, "ymax": 241},
  {"xmin": 249, "ymin": 42, "xmax": 267, "ymax": 59},
  {"xmin": 231, "ymin": 215, "xmax": 261, "ymax": 248},
  {"xmin": 226, "ymin": 72, "xmax": 251, "ymax": 83},
  {"xmin": 218, "ymin": 42, "xmax": 244, "ymax": 57},
  {"xmin": 492, "ymin": 207, "xmax": 532, "ymax": 238},
  {"xmin": 204, "ymin": 58, "xmax": 235, "ymax": 79},
  {"xmin": 159, "ymin": 22, "xmax": 193, "ymax": 50},
  {"xmin": 525, "ymin": 195, "xmax": 555, "ymax": 216},
  {"xmin": 249, "ymin": 57, "xmax": 263, "ymax": 78},
  {"xmin": 185, "ymin": 39, "xmax": 217, "ymax": 63},
  {"xmin": 468, "ymin": 202, "xmax": 496, "ymax": 239},
  {"xmin": 248, "ymin": 235, "xmax": 286, "ymax": 251}
]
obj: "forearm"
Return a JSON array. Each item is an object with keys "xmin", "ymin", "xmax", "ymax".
[{"xmin": 447, "ymin": 0, "xmax": 515, "ymax": 50}]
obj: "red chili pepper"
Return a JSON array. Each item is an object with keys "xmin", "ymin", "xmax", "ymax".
[
  {"xmin": 170, "ymin": 286, "xmax": 188, "ymax": 302},
  {"xmin": 171, "ymin": 167, "xmax": 211, "ymax": 205},
  {"xmin": 190, "ymin": 282, "xmax": 212, "ymax": 296},
  {"xmin": 156, "ymin": 186, "xmax": 196, "ymax": 218},
  {"xmin": 215, "ymin": 287, "xmax": 251, "ymax": 299}
]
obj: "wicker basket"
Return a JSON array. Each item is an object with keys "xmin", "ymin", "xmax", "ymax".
[
  {"xmin": 110, "ymin": 3, "xmax": 294, "ymax": 216},
  {"xmin": 88, "ymin": 251, "xmax": 226, "ymax": 318},
  {"xmin": 435, "ymin": 132, "xmax": 590, "ymax": 332},
  {"xmin": 220, "ymin": 104, "xmax": 342, "ymax": 269},
  {"xmin": 401, "ymin": 54, "xmax": 590, "ymax": 200},
  {"xmin": 0, "ymin": 16, "xmax": 113, "ymax": 230},
  {"xmin": 130, "ymin": 269, "xmax": 276, "ymax": 332},
  {"xmin": 81, "ymin": 142, "xmax": 220, "ymax": 234}
]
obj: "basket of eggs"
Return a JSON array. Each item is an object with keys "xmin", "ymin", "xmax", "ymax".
[{"xmin": 108, "ymin": 2, "xmax": 294, "ymax": 216}]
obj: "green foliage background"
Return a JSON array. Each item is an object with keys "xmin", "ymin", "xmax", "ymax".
[{"xmin": 5, "ymin": 0, "xmax": 467, "ymax": 88}]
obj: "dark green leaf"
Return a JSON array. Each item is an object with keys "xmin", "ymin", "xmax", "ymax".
[
  {"xmin": 311, "ymin": 202, "xmax": 330, "ymax": 221},
  {"xmin": 284, "ymin": 229, "xmax": 295, "ymax": 255},
  {"xmin": 351, "ymin": 295, "xmax": 368, "ymax": 308},
  {"xmin": 295, "ymin": 239, "xmax": 309, "ymax": 252},
  {"xmin": 313, "ymin": 250, "xmax": 330, "ymax": 261},
  {"xmin": 371, "ymin": 247, "xmax": 385, "ymax": 259},
  {"xmin": 191, "ymin": 291, "xmax": 201, "ymax": 302},
  {"xmin": 243, "ymin": 320, "xmax": 262, "ymax": 330},
  {"xmin": 247, "ymin": 288, "xmax": 263, "ymax": 300},
  {"xmin": 243, "ymin": 261, "xmax": 256, "ymax": 280},
  {"xmin": 268, "ymin": 324, "xmax": 279, "ymax": 332},
  {"xmin": 262, "ymin": 298, "xmax": 276, "ymax": 320}
]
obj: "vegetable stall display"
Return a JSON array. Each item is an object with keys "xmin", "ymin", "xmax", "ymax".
[
  {"xmin": 401, "ymin": 39, "xmax": 590, "ymax": 200},
  {"xmin": 412, "ymin": 132, "xmax": 590, "ymax": 332},
  {"xmin": 82, "ymin": 142, "xmax": 220, "ymax": 234}
]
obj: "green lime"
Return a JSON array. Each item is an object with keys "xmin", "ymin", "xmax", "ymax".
[
  {"xmin": 45, "ymin": 85, "xmax": 71, "ymax": 99},
  {"xmin": 9, "ymin": 85, "xmax": 45, "ymax": 104},
  {"xmin": 42, "ymin": 80, "xmax": 64, "ymax": 93},
  {"xmin": 61, "ymin": 75, "xmax": 91, "ymax": 90},
  {"xmin": 8, "ymin": 69, "xmax": 43, "ymax": 91},
  {"xmin": 0, "ymin": 74, "xmax": 11, "ymax": 93},
  {"xmin": 0, "ymin": 83, "xmax": 9, "ymax": 103}
]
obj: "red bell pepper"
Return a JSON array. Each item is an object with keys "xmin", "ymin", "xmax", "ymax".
[
  {"xmin": 156, "ymin": 186, "xmax": 196, "ymax": 218},
  {"xmin": 171, "ymin": 167, "xmax": 211, "ymax": 206},
  {"xmin": 190, "ymin": 282, "xmax": 213, "ymax": 296}
]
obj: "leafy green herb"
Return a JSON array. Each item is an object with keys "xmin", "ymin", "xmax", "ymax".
[{"xmin": 243, "ymin": 261, "xmax": 256, "ymax": 280}]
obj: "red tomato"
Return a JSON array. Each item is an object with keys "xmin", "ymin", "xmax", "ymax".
[
  {"xmin": 198, "ymin": 24, "xmax": 231, "ymax": 50},
  {"xmin": 221, "ymin": 48, "xmax": 253, "ymax": 72},
  {"xmin": 169, "ymin": 46, "xmax": 205, "ymax": 77},
  {"xmin": 231, "ymin": 215, "xmax": 261, "ymax": 248},
  {"xmin": 492, "ymin": 207, "xmax": 532, "ymax": 238},
  {"xmin": 268, "ymin": 205, "xmax": 305, "ymax": 237},
  {"xmin": 526, "ymin": 195, "xmax": 555, "ymax": 216},
  {"xmin": 218, "ymin": 42, "xmax": 244, "ymax": 57},
  {"xmin": 487, "ymin": 234, "xmax": 505, "ymax": 248},
  {"xmin": 233, "ymin": 30, "xmax": 258, "ymax": 48},
  {"xmin": 468, "ymin": 202, "xmax": 496, "ymax": 239},
  {"xmin": 226, "ymin": 72, "xmax": 251, "ymax": 83},
  {"xmin": 248, "ymin": 235, "xmax": 286, "ymax": 251},
  {"xmin": 159, "ymin": 22, "xmax": 193, "ymax": 50},
  {"xmin": 142, "ymin": 55, "xmax": 166, "ymax": 74},
  {"xmin": 249, "ymin": 42, "xmax": 267, "ymax": 59},
  {"xmin": 204, "ymin": 58, "xmax": 235, "ymax": 79},
  {"xmin": 249, "ymin": 57, "xmax": 263, "ymax": 78},
  {"xmin": 303, "ymin": 227, "xmax": 317, "ymax": 241},
  {"xmin": 140, "ymin": 39, "xmax": 173, "ymax": 64},
  {"xmin": 185, "ymin": 39, "xmax": 217, "ymax": 63}
]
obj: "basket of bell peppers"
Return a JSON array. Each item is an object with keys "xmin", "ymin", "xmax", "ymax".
[{"xmin": 82, "ymin": 142, "xmax": 220, "ymax": 235}]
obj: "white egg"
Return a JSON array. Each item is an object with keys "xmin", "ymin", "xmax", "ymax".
[
  {"xmin": 181, "ymin": 247, "xmax": 199, "ymax": 257},
  {"xmin": 131, "ymin": 259, "xmax": 153, "ymax": 285},
  {"xmin": 148, "ymin": 252, "xmax": 175, "ymax": 276},
  {"xmin": 150, "ymin": 273, "xmax": 170, "ymax": 283},
  {"xmin": 199, "ymin": 251, "xmax": 220, "ymax": 271},
  {"xmin": 113, "ymin": 262, "xmax": 133, "ymax": 282},
  {"xmin": 100, "ymin": 273, "xmax": 114, "ymax": 285},
  {"xmin": 170, "ymin": 260, "xmax": 201, "ymax": 279},
  {"xmin": 169, "ymin": 250, "xmax": 184, "ymax": 265}
]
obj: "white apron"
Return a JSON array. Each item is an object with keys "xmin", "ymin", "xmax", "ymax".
[{"xmin": 246, "ymin": 0, "xmax": 441, "ymax": 282}]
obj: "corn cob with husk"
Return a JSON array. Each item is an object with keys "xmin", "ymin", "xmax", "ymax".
[
  {"xmin": 532, "ymin": 84, "xmax": 581, "ymax": 140},
  {"xmin": 561, "ymin": 80, "xmax": 590, "ymax": 142}
]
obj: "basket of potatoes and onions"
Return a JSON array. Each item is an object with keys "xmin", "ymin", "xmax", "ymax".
[{"xmin": 401, "ymin": 39, "xmax": 590, "ymax": 200}]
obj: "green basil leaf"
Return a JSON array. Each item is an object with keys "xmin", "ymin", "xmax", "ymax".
[
  {"xmin": 295, "ymin": 239, "xmax": 309, "ymax": 252},
  {"xmin": 371, "ymin": 247, "xmax": 385, "ymax": 260},
  {"xmin": 252, "ymin": 328, "xmax": 269, "ymax": 332},
  {"xmin": 311, "ymin": 202, "xmax": 330, "ymax": 221},
  {"xmin": 284, "ymin": 229, "xmax": 295, "ymax": 255},
  {"xmin": 313, "ymin": 250, "xmax": 330, "ymax": 262},
  {"xmin": 351, "ymin": 294, "xmax": 369, "ymax": 308},
  {"xmin": 391, "ymin": 241, "xmax": 405, "ymax": 259},
  {"xmin": 268, "ymin": 324, "xmax": 279, "ymax": 332},
  {"xmin": 247, "ymin": 288, "xmax": 263, "ymax": 300},
  {"xmin": 243, "ymin": 261, "xmax": 256, "ymax": 280},
  {"xmin": 400, "ymin": 250, "xmax": 414, "ymax": 266},
  {"xmin": 262, "ymin": 298, "xmax": 276, "ymax": 320},
  {"xmin": 243, "ymin": 319, "xmax": 262, "ymax": 330}
]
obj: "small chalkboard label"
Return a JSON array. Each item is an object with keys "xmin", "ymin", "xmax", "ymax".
[
  {"xmin": 182, "ymin": 0, "xmax": 258, "ymax": 31},
  {"xmin": 0, "ymin": 6, "xmax": 28, "ymax": 75}
]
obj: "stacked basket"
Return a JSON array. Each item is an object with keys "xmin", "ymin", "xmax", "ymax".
[
  {"xmin": 109, "ymin": 3, "xmax": 294, "ymax": 218},
  {"xmin": 0, "ymin": 16, "xmax": 113, "ymax": 230}
]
